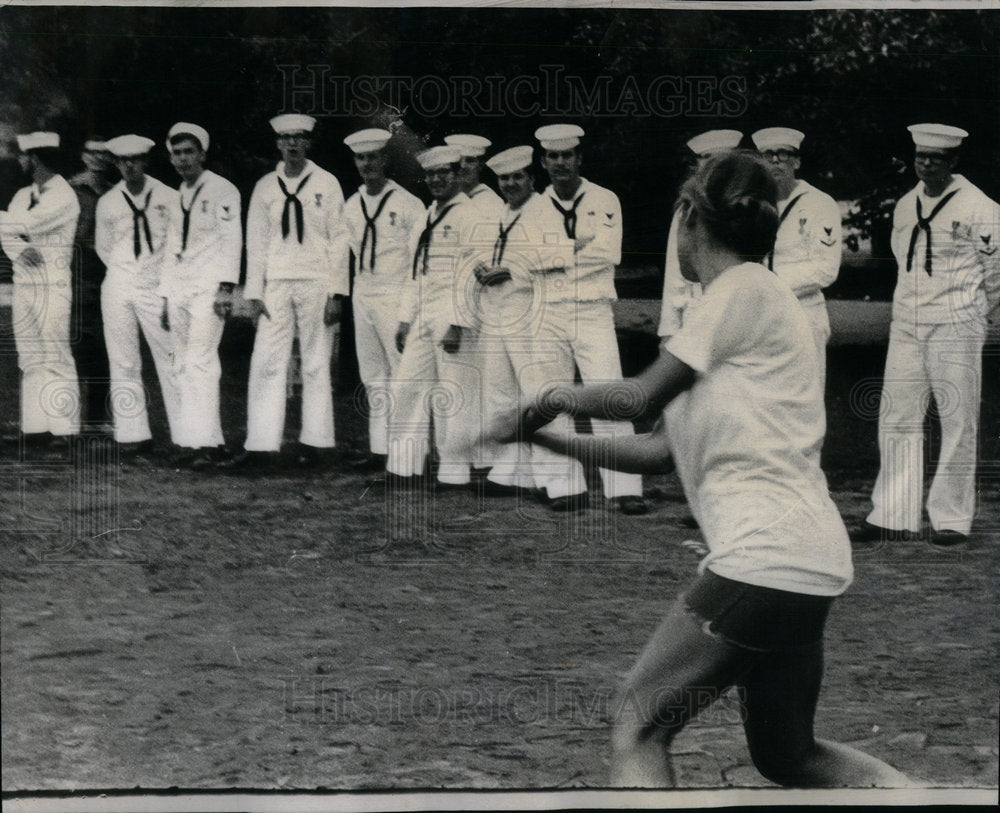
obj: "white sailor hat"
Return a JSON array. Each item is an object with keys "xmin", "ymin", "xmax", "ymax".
[
  {"xmin": 269, "ymin": 114, "xmax": 316, "ymax": 135},
  {"xmin": 83, "ymin": 138, "xmax": 108, "ymax": 152},
  {"xmin": 686, "ymin": 129, "xmax": 742, "ymax": 156},
  {"xmin": 751, "ymin": 127, "xmax": 805, "ymax": 152},
  {"xmin": 167, "ymin": 122, "xmax": 210, "ymax": 151},
  {"xmin": 343, "ymin": 128, "xmax": 392, "ymax": 154},
  {"xmin": 485, "ymin": 145, "xmax": 534, "ymax": 175},
  {"xmin": 534, "ymin": 123, "xmax": 585, "ymax": 151},
  {"xmin": 105, "ymin": 134, "xmax": 156, "ymax": 157},
  {"xmin": 443, "ymin": 134, "xmax": 492, "ymax": 158},
  {"xmin": 16, "ymin": 132, "xmax": 60, "ymax": 151},
  {"xmin": 417, "ymin": 145, "xmax": 462, "ymax": 170},
  {"xmin": 907, "ymin": 123, "xmax": 968, "ymax": 150}
]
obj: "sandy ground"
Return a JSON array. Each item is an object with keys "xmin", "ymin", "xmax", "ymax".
[{"xmin": 1, "ymin": 317, "xmax": 998, "ymax": 794}]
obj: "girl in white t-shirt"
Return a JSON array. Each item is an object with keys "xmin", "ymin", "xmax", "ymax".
[{"xmin": 493, "ymin": 152, "xmax": 910, "ymax": 788}]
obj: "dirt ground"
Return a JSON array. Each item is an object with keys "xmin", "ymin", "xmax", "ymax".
[{"xmin": 1, "ymin": 324, "xmax": 998, "ymax": 795}]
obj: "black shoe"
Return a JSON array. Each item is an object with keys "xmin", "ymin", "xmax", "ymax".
[
  {"xmin": 614, "ymin": 495, "xmax": 649, "ymax": 515},
  {"xmin": 216, "ymin": 450, "xmax": 274, "ymax": 472},
  {"xmin": 679, "ymin": 514, "xmax": 699, "ymax": 529},
  {"xmin": 116, "ymin": 439, "xmax": 156, "ymax": 460},
  {"xmin": 295, "ymin": 444, "xmax": 335, "ymax": 470},
  {"xmin": 531, "ymin": 488, "xmax": 551, "ymax": 506},
  {"xmin": 930, "ymin": 529, "xmax": 968, "ymax": 548},
  {"xmin": 350, "ymin": 452, "xmax": 387, "ymax": 472},
  {"xmin": 38, "ymin": 434, "xmax": 75, "ymax": 456},
  {"xmin": 383, "ymin": 472, "xmax": 431, "ymax": 492},
  {"xmin": 21, "ymin": 432, "xmax": 53, "ymax": 450},
  {"xmin": 479, "ymin": 479, "xmax": 528, "ymax": 497},
  {"xmin": 434, "ymin": 479, "xmax": 473, "ymax": 493},
  {"xmin": 190, "ymin": 446, "xmax": 231, "ymax": 471},
  {"xmin": 168, "ymin": 446, "xmax": 199, "ymax": 468},
  {"xmin": 550, "ymin": 492, "xmax": 589, "ymax": 512},
  {"xmin": 850, "ymin": 521, "xmax": 912, "ymax": 544}
]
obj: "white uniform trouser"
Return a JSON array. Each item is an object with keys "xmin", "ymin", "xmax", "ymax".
[
  {"xmin": 387, "ymin": 323, "xmax": 481, "ymax": 484},
  {"xmin": 245, "ymin": 279, "xmax": 336, "ymax": 451},
  {"xmin": 868, "ymin": 319, "xmax": 986, "ymax": 535},
  {"xmin": 352, "ymin": 286, "xmax": 402, "ymax": 455},
  {"xmin": 167, "ymin": 287, "xmax": 225, "ymax": 449},
  {"xmin": 101, "ymin": 282, "xmax": 181, "ymax": 443},
  {"xmin": 800, "ymin": 298, "xmax": 832, "ymax": 389},
  {"xmin": 480, "ymin": 286, "xmax": 535, "ymax": 489},
  {"xmin": 13, "ymin": 282, "xmax": 80, "ymax": 435},
  {"xmin": 530, "ymin": 299, "xmax": 643, "ymax": 500}
]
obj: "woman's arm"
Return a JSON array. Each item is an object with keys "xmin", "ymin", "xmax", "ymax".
[
  {"xmin": 526, "ymin": 349, "xmax": 695, "ymax": 431},
  {"xmin": 532, "ymin": 415, "xmax": 675, "ymax": 476}
]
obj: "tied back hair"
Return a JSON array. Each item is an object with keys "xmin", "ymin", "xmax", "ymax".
[{"xmin": 675, "ymin": 149, "xmax": 780, "ymax": 262}]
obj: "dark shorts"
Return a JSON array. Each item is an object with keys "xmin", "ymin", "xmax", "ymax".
[{"xmin": 684, "ymin": 570, "xmax": 834, "ymax": 653}]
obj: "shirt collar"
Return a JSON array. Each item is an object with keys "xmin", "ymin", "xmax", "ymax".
[
  {"xmin": 119, "ymin": 177, "xmax": 151, "ymax": 201},
  {"xmin": 358, "ymin": 178, "xmax": 398, "ymax": 199},
  {"xmin": 778, "ymin": 179, "xmax": 807, "ymax": 206},
  {"xmin": 277, "ymin": 159, "xmax": 315, "ymax": 183},
  {"xmin": 919, "ymin": 174, "xmax": 965, "ymax": 200},
  {"xmin": 506, "ymin": 191, "xmax": 537, "ymax": 217},
  {"xmin": 430, "ymin": 191, "xmax": 469, "ymax": 217},
  {"xmin": 548, "ymin": 178, "xmax": 589, "ymax": 203}
]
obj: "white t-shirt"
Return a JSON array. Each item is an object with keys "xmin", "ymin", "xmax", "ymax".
[{"xmin": 664, "ymin": 262, "xmax": 852, "ymax": 596}]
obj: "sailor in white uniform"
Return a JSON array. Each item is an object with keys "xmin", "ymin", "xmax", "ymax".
[
  {"xmin": 533, "ymin": 123, "xmax": 646, "ymax": 514},
  {"xmin": 342, "ymin": 128, "xmax": 426, "ymax": 466},
  {"xmin": 95, "ymin": 134, "xmax": 180, "ymax": 451},
  {"xmin": 387, "ymin": 145, "xmax": 481, "ymax": 486},
  {"xmin": 657, "ymin": 129, "xmax": 742, "ymax": 347},
  {"xmin": 752, "ymin": 127, "xmax": 842, "ymax": 387},
  {"xmin": 476, "ymin": 145, "xmax": 574, "ymax": 493},
  {"xmin": 159, "ymin": 122, "xmax": 242, "ymax": 468},
  {"xmin": 1, "ymin": 131, "xmax": 81, "ymax": 445},
  {"xmin": 444, "ymin": 133, "xmax": 504, "ymax": 221},
  {"xmin": 234, "ymin": 114, "xmax": 350, "ymax": 468},
  {"xmin": 859, "ymin": 124, "xmax": 1000, "ymax": 547}
]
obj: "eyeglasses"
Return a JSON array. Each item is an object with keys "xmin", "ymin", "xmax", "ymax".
[
  {"xmin": 914, "ymin": 152, "xmax": 950, "ymax": 166},
  {"xmin": 761, "ymin": 149, "xmax": 798, "ymax": 163},
  {"xmin": 277, "ymin": 133, "xmax": 310, "ymax": 143}
]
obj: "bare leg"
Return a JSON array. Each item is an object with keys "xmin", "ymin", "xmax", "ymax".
[
  {"xmin": 741, "ymin": 642, "xmax": 912, "ymax": 787},
  {"xmin": 609, "ymin": 595, "xmax": 750, "ymax": 787}
]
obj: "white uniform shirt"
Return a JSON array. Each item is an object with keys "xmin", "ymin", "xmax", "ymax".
[
  {"xmin": 244, "ymin": 159, "xmax": 350, "ymax": 300},
  {"xmin": 467, "ymin": 184, "xmax": 504, "ymax": 216},
  {"xmin": 95, "ymin": 177, "xmax": 176, "ymax": 291},
  {"xmin": 1, "ymin": 174, "xmax": 80, "ymax": 287},
  {"xmin": 398, "ymin": 192, "xmax": 479, "ymax": 330},
  {"xmin": 344, "ymin": 179, "xmax": 425, "ymax": 296},
  {"xmin": 890, "ymin": 174, "xmax": 1000, "ymax": 325},
  {"xmin": 465, "ymin": 183, "xmax": 506, "ymax": 257},
  {"xmin": 486, "ymin": 192, "xmax": 574, "ymax": 295},
  {"xmin": 768, "ymin": 179, "xmax": 842, "ymax": 311},
  {"xmin": 543, "ymin": 178, "xmax": 621, "ymax": 302},
  {"xmin": 657, "ymin": 212, "xmax": 702, "ymax": 338},
  {"xmin": 159, "ymin": 169, "xmax": 242, "ymax": 297},
  {"xmin": 665, "ymin": 262, "xmax": 852, "ymax": 597}
]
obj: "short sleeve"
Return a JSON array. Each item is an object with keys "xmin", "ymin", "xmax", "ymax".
[{"xmin": 666, "ymin": 267, "xmax": 761, "ymax": 373}]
